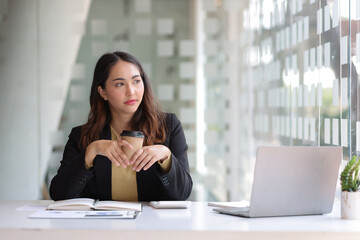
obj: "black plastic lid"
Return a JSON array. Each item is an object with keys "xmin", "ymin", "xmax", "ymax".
[{"xmin": 120, "ymin": 130, "xmax": 144, "ymax": 138}]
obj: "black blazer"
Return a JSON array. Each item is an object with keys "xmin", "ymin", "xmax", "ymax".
[{"xmin": 49, "ymin": 113, "xmax": 193, "ymax": 201}]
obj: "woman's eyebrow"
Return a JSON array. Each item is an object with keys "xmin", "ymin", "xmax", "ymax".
[
  {"xmin": 112, "ymin": 77, "xmax": 125, "ymax": 81},
  {"xmin": 112, "ymin": 75, "xmax": 140, "ymax": 81}
]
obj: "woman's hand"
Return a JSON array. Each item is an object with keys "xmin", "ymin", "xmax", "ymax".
[
  {"xmin": 85, "ymin": 140, "xmax": 133, "ymax": 168},
  {"xmin": 130, "ymin": 145, "xmax": 171, "ymax": 172}
]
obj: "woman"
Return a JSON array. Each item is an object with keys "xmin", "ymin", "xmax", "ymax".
[{"xmin": 50, "ymin": 51, "xmax": 192, "ymax": 201}]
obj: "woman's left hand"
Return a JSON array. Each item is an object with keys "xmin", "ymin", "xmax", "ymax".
[{"xmin": 130, "ymin": 145, "xmax": 171, "ymax": 172}]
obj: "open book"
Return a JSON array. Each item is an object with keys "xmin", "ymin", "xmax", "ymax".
[{"xmin": 47, "ymin": 198, "xmax": 142, "ymax": 212}]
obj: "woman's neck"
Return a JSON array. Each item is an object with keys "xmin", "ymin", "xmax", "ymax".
[{"xmin": 110, "ymin": 113, "xmax": 133, "ymax": 134}]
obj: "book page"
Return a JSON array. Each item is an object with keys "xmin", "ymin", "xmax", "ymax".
[
  {"xmin": 95, "ymin": 201, "xmax": 142, "ymax": 212},
  {"xmin": 47, "ymin": 198, "xmax": 95, "ymax": 210},
  {"xmin": 29, "ymin": 210, "xmax": 138, "ymax": 219}
]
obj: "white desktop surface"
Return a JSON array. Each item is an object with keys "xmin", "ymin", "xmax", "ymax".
[{"xmin": 1, "ymin": 200, "xmax": 360, "ymax": 240}]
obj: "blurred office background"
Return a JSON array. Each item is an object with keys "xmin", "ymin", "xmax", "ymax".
[{"xmin": 0, "ymin": 0, "xmax": 358, "ymax": 201}]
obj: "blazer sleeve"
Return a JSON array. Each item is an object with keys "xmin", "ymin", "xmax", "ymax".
[
  {"xmin": 49, "ymin": 127, "xmax": 95, "ymax": 200},
  {"xmin": 158, "ymin": 113, "xmax": 193, "ymax": 200}
]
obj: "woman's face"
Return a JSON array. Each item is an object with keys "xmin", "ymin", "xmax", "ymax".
[{"xmin": 98, "ymin": 60, "xmax": 144, "ymax": 117}]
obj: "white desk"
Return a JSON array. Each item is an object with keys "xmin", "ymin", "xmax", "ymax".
[{"xmin": 1, "ymin": 200, "xmax": 360, "ymax": 240}]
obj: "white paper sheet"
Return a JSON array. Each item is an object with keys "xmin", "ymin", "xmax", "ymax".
[{"xmin": 29, "ymin": 210, "xmax": 137, "ymax": 219}]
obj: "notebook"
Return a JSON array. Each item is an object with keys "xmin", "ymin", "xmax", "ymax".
[{"xmin": 213, "ymin": 146, "xmax": 342, "ymax": 218}]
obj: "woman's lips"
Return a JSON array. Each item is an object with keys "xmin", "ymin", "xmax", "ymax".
[{"xmin": 125, "ymin": 100, "xmax": 137, "ymax": 105}]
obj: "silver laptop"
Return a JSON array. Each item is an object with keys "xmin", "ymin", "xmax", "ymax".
[{"xmin": 214, "ymin": 146, "xmax": 342, "ymax": 218}]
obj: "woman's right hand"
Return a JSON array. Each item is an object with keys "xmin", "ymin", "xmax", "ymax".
[{"xmin": 85, "ymin": 140, "xmax": 133, "ymax": 168}]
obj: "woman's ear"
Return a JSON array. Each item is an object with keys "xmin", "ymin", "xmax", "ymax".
[{"xmin": 98, "ymin": 86, "xmax": 108, "ymax": 100}]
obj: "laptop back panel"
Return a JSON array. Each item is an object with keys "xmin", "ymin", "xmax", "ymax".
[{"xmin": 248, "ymin": 146, "xmax": 342, "ymax": 218}]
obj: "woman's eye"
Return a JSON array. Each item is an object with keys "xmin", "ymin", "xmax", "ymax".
[
  {"xmin": 116, "ymin": 83, "xmax": 124, "ymax": 87},
  {"xmin": 134, "ymin": 79, "xmax": 142, "ymax": 84}
]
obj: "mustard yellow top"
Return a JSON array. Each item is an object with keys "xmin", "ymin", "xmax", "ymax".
[{"xmin": 110, "ymin": 126, "xmax": 171, "ymax": 201}]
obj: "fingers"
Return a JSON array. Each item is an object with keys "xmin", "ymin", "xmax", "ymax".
[
  {"xmin": 113, "ymin": 145, "xmax": 130, "ymax": 167},
  {"xmin": 131, "ymin": 147, "xmax": 160, "ymax": 172},
  {"xmin": 133, "ymin": 154, "xmax": 155, "ymax": 172},
  {"xmin": 130, "ymin": 145, "xmax": 171, "ymax": 172},
  {"xmin": 130, "ymin": 148, "xmax": 143, "ymax": 165},
  {"xmin": 118, "ymin": 140, "xmax": 133, "ymax": 150},
  {"xmin": 98, "ymin": 140, "xmax": 130, "ymax": 168},
  {"xmin": 109, "ymin": 151, "xmax": 124, "ymax": 168}
]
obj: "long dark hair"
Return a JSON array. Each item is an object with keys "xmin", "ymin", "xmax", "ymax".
[{"xmin": 80, "ymin": 51, "xmax": 166, "ymax": 148}]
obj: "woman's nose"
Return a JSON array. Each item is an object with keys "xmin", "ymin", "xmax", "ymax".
[{"xmin": 126, "ymin": 85, "xmax": 135, "ymax": 95}]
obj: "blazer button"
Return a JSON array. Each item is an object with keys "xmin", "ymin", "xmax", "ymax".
[{"xmin": 79, "ymin": 180, "xmax": 84, "ymax": 185}]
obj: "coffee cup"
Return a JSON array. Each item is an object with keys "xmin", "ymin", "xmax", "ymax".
[{"xmin": 120, "ymin": 130, "xmax": 144, "ymax": 160}]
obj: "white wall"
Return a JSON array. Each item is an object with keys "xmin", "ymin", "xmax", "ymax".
[
  {"xmin": 0, "ymin": 0, "xmax": 40, "ymax": 200},
  {"xmin": 0, "ymin": 0, "xmax": 90, "ymax": 200}
]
